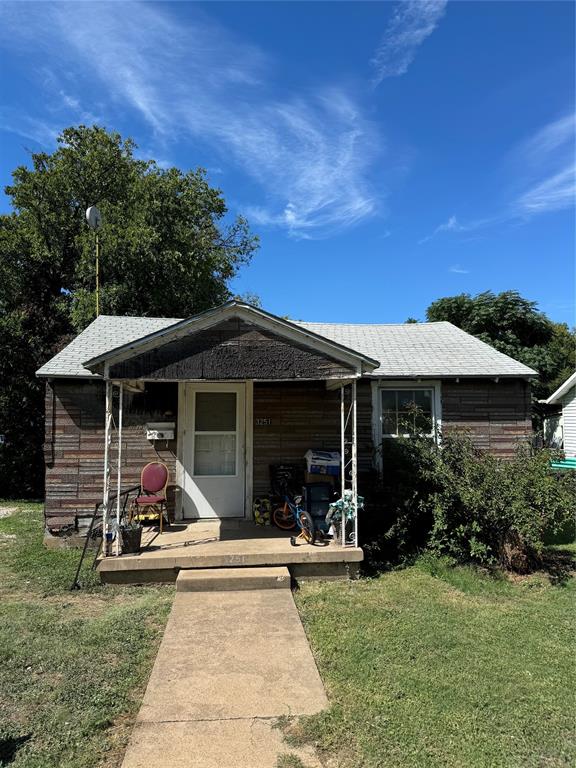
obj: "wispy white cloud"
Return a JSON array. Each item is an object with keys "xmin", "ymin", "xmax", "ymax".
[
  {"xmin": 0, "ymin": 108, "xmax": 60, "ymax": 146},
  {"xmin": 371, "ymin": 0, "xmax": 447, "ymax": 85},
  {"xmin": 419, "ymin": 113, "xmax": 575, "ymax": 243},
  {"xmin": 418, "ymin": 214, "xmax": 468, "ymax": 244},
  {"xmin": 514, "ymin": 165, "xmax": 575, "ymax": 215},
  {"xmin": 510, "ymin": 114, "xmax": 575, "ymax": 216},
  {"xmin": 0, "ymin": 1, "xmax": 381, "ymax": 238},
  {"xmin": 448, "ymin": 264, "xmax": 469, "ymax": 274}
]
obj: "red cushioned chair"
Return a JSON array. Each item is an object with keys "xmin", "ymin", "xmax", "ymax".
[{"xmin": 130, "ymin": 461, "xmax": 170, "ymax": 533}]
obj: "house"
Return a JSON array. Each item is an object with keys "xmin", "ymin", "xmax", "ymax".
[
  {"xmin": 37, "ymin": 301, "xmax": 536, "ymax": 556},
  {"xmin": 544, "ymin": 371, "xmax": 576, "ymax": 456}
]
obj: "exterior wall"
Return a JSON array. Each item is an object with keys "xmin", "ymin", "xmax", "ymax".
[
  {"xmin": 561, "ymin": 388, "xmax": 576, "ymax": 457},
  {"xmin": 441, "ymin": 379, "xmax": 532, "ymax": 456},
  {"xmin": 252, "ymin": 380, "xmax": 373, "ymax": 497},
  {"xmin": 43, "ymin": 375, "xmax": 532, "ymax": 545},
  {"xmin": 44, "ymin": 380, "xmax": 178, "ymax": 541}
]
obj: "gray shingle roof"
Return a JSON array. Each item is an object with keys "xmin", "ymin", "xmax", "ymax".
[
  {"xmin": 36, "ymin": 315, "xmax": 181, "ymax": 378},
  {"xmin": 294, "ymin": 321, "xmax": 537, "ymax": 378},
  {"xmin": 36, "ymin": 313, "xmax": 537, "ymax": 379}
]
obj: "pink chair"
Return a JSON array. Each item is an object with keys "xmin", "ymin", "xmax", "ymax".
[{"xmin": 130, "ymin": 462, "xmax": 170, "ymax": 533}]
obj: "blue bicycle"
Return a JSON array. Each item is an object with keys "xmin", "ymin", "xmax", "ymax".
[{"xmin": 272, "ymin": 494, "xmax": 317, "ymax": 546}]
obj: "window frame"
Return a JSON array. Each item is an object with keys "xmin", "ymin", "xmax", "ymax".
[{"xmin": 371, "ymin": 380, "xmax": 442, "ymax": 466}]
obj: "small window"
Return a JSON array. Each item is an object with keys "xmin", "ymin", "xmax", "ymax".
[{"xmin": 380, "ymin": 388, "xmax": 434, "ymax": 438}]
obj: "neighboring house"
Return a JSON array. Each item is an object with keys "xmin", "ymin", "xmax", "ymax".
[
  {"xmin": 544, "ymin": 371, "xmax": 576, "ymax": 457},
  {"xmin": 36, "ymin": 301, "xmax": 536, "ymax": 545}
]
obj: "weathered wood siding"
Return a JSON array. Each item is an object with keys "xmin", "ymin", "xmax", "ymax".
[
  {"xmin": 441, "ymin": 379, "xmax": 532, "ymax": 455},
  {"xmin": 44, "ymin": 380, "xmax": 178, "ymax": 537},
  {"xmin": 43, "ymin": 376, "xmax": 532, "ymax": 541},
  {"xmin": 109, "ymin": 319, "xmax": 355, "ymax": 381},
  {"xmin": 252, "ymin": 380, "xmax": 373, "ymax": 496}
]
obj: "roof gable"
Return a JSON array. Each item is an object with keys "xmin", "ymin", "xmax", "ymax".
[
  {"xmin": 546, "ymin": 371, "xmax": 576, "ymax": 404},
  {"xmin": 84, "ymin": 302, "xmax": 379, "ymax": 377},
  {"xmin": 106, "ymin": 317, "xmax": 361, "ymax": 381}
]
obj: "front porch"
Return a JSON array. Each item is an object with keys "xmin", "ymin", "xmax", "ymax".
[
  {"xmin": 81, "ymin": 303, "xmax": 378, "ymax": 581},
  {"xmin": 97, "ymin": 518, "xmax": 363, "ymax": 583}
]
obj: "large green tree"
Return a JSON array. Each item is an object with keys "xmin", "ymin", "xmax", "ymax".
[
  {"xmin": 425, "ymin": 290, "xmax": 575, "ymax": 399},
  {"xmin": 0, "ymin": 125, "xmax": 258, "ymax": 497}
]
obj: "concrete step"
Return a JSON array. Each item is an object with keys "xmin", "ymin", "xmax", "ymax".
[{"xmin": 176, "ymin": 566, "xmax": 291, "ymax": 592}]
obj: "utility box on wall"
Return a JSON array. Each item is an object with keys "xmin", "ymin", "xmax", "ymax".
[{"xmin": 145, "ymin": 422, "xmax": 175, "ymax": 441}]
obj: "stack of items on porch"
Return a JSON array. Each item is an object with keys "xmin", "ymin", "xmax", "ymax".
[{"xmin": 252, "ymin": 450, "xmax": 341, "ymax": 531}]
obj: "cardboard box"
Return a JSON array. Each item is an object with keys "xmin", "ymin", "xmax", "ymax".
[
  {"xmin": 305, "ymin": 471, "xmax": 337, "ymax": 486},
  {"xmin": 304, "ymin": 450, "xmax": 340, "ymax": 476}
]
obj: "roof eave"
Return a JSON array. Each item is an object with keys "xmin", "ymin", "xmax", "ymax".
[{"xmin": 363, "ymin": 371, "xmax": 537, "ymax": 380}]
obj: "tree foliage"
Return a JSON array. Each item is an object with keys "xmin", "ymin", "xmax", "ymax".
[
  {"xmin": 425, "ymin": 290, "xmax": 575, "ymax": 399},
  {"xmin": 0, "ymin": 125, "xmax": 258, "ymax": 497}
]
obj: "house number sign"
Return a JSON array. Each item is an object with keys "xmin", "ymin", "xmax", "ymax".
[{"xmin": 255, "ymin": 418, "xmax": 272, "ymax": 426}]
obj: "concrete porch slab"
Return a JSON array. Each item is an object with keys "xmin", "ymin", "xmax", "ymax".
[{"xmin": 98, "ymin": 519, "xmax": 363, "ymax": 584}]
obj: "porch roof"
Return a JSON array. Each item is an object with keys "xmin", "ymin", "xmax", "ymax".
[
  {"xmin": 36, "ymin": 301, "xmax": 537, "ymax": 381},
  {"xmin": 80, "ymin": 302, "xmax": 379, "ymax": 378}
]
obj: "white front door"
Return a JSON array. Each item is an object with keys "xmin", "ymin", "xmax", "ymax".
[{"xmin": 181, "ymin": 383, "xmax": 246, "ymax": 518}]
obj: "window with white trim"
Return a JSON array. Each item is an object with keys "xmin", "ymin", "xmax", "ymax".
[{"xmin": 380, "ymin": 387, "xmax": 435, "ymax": 438}]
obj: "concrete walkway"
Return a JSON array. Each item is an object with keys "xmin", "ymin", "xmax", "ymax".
[{"xmin": 121, "ymin": 568, "xmax": 327, "ymax": 767}]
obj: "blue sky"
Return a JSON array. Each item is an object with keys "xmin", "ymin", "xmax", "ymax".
[{"xmin": 0, "ymin": 1, "xmax": 574, "ymax": 324}]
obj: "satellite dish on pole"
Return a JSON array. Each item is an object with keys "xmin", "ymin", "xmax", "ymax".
[
  {"xmin": 86, "ymin": 206, "xmax": 103, "ymax": 316},
  {"xmin": 86, "ymin": 205, "xmax": 102, "ymax": 230}
]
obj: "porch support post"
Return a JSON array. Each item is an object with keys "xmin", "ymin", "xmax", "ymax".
[
  {"xmin": 340, "ymin": 384, "xmax": 346, "ymax": 546},
  {"xmin": 351, "ymin": 378, "xmax": 358, "ymax": 547},
  {"xmin": 115, "ymin": 382, "xmax": 124, "ymax": 556},
  {"xmin": 102, "ymin": 379, "xmax": 113, "ymax": 557}
]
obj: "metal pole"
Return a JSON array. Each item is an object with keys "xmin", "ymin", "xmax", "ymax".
[
  {"xmin": 341, "ymin": 385, "xmax": 346, "ymax": 547},
  {"xmin": 352, "ymin": 379, "xmax": 358, "ymax": 548},
  {"xmin": 102, "ymin": 380, "xmax": 112, "ymax": 557},
  {"xmin": 115, "ymin": 383, "xmax": 123, "ymax": 556},
  {"xmin": 95, "ymin": 232, "xmax": 100, "ymax": 317}
]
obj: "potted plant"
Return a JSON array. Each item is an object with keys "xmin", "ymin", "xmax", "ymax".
[{"xmin": 120, "ymin": 521, "xmax": 143, "ymax": 554}]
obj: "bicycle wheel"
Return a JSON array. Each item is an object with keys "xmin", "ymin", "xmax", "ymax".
[
  {"xmin": 272, "ymin": 505, "xmax": 297, "ymax": 530},
  {"xmin": 297, "ymin": 509, "xmax": 316, "ymax": 545}
]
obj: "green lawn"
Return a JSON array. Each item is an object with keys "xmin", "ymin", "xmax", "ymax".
[
  {"xmin": 2, "ymin": 503, "xmax": 574, "ymax": 768},
  {"xmin": 292, "ymin": 555, "xmax": 576, "ymax": 768},
  {"xmin": 0, "ymin": 503, "xmax": 172, "ymax": 768}
]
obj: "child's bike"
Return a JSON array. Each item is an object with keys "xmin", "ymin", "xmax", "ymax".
[{"xmin": 272, "ymin": 494, "xmax": 316, "ymax": 546}]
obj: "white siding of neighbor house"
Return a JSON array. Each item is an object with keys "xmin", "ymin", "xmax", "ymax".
[{"xmin": 562, "ymin": 387, "xmax": 576, "ymax": 457}]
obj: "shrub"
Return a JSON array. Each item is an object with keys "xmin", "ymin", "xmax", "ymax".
[
  {"xmin": 426, "ymin": 437, "xmax": 575, "ymax": 571},
  {"xmin": 363, "ymin": 433, "xmax": 576, "ymax": 572}
]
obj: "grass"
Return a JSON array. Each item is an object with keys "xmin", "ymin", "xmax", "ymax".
[
  {"xmin": 2, "ymin": 501, "xmax": 574, "ymax": 767},
  {"xmin": 292, "ymin": 554, "xmax": 576, "ymax": 768},
  {"xmin": 0, "ymin": 502, "xmax": 173, "ymax": 768}
]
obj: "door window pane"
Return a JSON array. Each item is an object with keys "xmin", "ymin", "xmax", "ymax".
[
  {"xmin": 194, "ymin": 434, "xmax": 236, "ymax": 475},
  {"xmin": 195, "ymin": 392, "xmax": 236, "ymax": 431}
]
